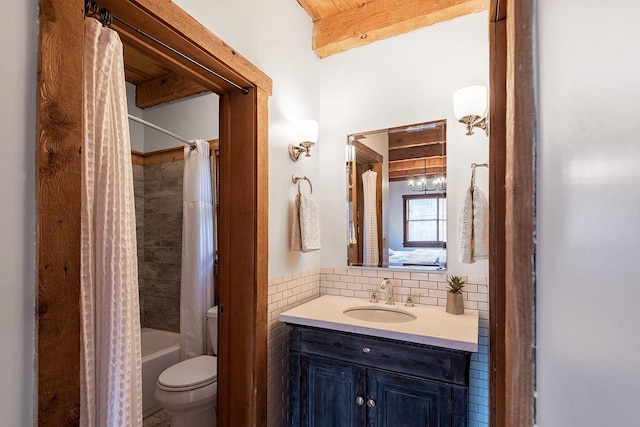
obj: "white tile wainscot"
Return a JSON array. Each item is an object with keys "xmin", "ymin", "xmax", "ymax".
[
  {"xmin": 320, "ymin": 267, "xmax": 490, "ymax": 427},
  {"xmin": 267, "ymin": 269, "xmax": 320, "ymax": 427}
]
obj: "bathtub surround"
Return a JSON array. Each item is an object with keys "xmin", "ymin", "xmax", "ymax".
[
  {"xmin": 81, "ymin": 19, "xmax": 143, "ymax": 425},
  {"xmin": 132, "ymin": 157, "xmax": 185, "ymax": 333},
  {"xmin": 266, "ymin": 268, "xmax": 488, "ymax": 427}
]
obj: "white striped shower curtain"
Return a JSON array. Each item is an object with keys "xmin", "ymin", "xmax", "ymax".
[
  {"xmin": 81, "ymin": 18, "xmax": 143, "ymax": 426},
  {"xmin": 362, "ymin": 170, "xmax": 379, "ymax": 267}
]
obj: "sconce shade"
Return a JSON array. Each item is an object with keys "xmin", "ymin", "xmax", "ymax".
[
  {"xmin": 453, "ymin": 85, "xmax": 487, "ymax": 120},
  {"xmin": 296, "ymin": 119, "xmax": 319, "ymax": 144},
  {"xmin": 346, "ymin": 144, "xmax": 356, "ymax": 163},
  {"xmin": 289, "ymin": 119, "xmax": 319, "ymax": 161}
]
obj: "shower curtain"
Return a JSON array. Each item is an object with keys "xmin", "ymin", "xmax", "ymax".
[
  {"xmin": 362, "ymin": 169, "xmax": 379, "ymax": 267},
  {"xmin": 181, "ymin": 140, "xmax": 214, "ymax": 360},
  {"xmin": 81, "ymin": 19, "xmax": 143, "ymax": 426}
]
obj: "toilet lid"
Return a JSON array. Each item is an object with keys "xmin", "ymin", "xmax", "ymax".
[{"xmin": 158, "ymin": 355, "xmax": 217, "ymax": 390}]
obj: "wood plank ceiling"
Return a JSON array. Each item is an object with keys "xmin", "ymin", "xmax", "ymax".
[
  {"xmin": 122, "ymin": 41, "xmax": 210, "ymax": 108},
  {"xmin": 122, "ymin": 0, "xmax": 488, "ymax": 107},
  {"xmin": 296, "ymin": 0, "xmax": 489, "ymax": 58},
  {"xmin": 387, "ymin": 121, "xmax": 446, "ymax": 182},
  {"xmin": 354, "ymin": 120, "xmax": 446, "ymax": 182}
]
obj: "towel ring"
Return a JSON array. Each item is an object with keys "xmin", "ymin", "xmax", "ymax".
[
  {"xmin": 292, "ymin": 175, "xmax": 313, "ymax": 195},
  {"xmin": 470, "ymin": 162, "xmax": 489, "ymax": 187}
]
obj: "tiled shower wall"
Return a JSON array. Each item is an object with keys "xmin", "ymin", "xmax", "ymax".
[
  {"xmin": 133, "ymin": 164, "xmax": 145, "ymax": 317},
  {"xmin": 132, "ymin": 159, "xmax": 184, "ymax": 333},
  {"xmin": 266, "ymin": 267, "xmax": 490, "ymax": 427}
]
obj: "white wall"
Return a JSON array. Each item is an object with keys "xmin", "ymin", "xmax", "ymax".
[
  {"xmin": 318, "ymin": 12, "xmax": 489, "ymax": 277},
  {"xmin": 142, "ymin": 93, "xmax": 220, "ymax": 152},
  {"xmin": 537, "ymin": 1, "xmax": 640, "ymax": 425},
  {"xmin": 174, "ymin": 0, "xmax": 321, "ymax": 276},
  {"xmin": 0, "ymin": 0, "xmax": 36, "ymax": 424},
  {"xmin": 126, "ymin": 82, "xmax": 219, "ymax": 153},
  {"xmin": 126, "ymin": 83, "xmax": 145, "ymax": 151}
]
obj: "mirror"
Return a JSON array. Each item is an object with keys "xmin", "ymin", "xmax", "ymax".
[{"xmin": 347, "ymin": 120, "xmax": 447, "ymax": 270}]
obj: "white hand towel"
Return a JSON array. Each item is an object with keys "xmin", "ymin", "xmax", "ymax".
[
  {"xmin": 291, "ymin": 193, "xmax": 321, "ymax": 252},
  {"xmin": 457, "ymin": 186, "xmax": 489, "ymax": 263},
  {"xmin": 291, "ymin": 194, "xmax": 302, "ymax": 251},
  {"xmin": 472, "ymin": 186, "xmax": 489, "ymax": 260}
]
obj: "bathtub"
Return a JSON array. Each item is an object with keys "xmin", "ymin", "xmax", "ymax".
[{"xmin": 141, "ymin": 328, "xmax": 180, "ymax": 418}]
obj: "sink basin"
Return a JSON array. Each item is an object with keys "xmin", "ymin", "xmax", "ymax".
[{"xmin": 343, "ymin": 306, "xmax": 417, "ymax": 323}]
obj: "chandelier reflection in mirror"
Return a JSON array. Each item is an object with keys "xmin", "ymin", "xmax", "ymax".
[
  {"xmin": 407, "ymin": 175, "xmax": 447, "ymax": 192},
  {"xmin": 408, "ymin": 158, "xmax": 446, "ymax": 192}
]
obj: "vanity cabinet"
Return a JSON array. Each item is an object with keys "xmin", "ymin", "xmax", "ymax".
[{"xmin": 291, "ymin": 326, "xmax": 471, "ymax": 427}]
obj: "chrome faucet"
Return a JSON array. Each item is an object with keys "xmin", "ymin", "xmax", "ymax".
[{"xmin": 379, "ymin": 278, "xmax": 394, "ymax": 305}]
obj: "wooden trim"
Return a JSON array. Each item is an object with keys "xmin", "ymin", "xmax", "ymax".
[
  {"xmin": 505, "ymin": 0, "xmax": 536, "ymax": 425},
  {"xmin": 491, "ymin": 0, "xmax": 507, "ymax": 21},
  {"xmin": 101, "ymin": 0, "xmax": 272, "ymax": 94},
  {"xmin": 218, "ymin": 87, "xmax": 268, "ymax": 426},
  {"xmin": 37, "ymin": 1, "xmax": 270, "ymax": 425},
  {"xmin": 131, "ymin": 151, "xmax": 145, "ymax": 166},
  {"xmin": 489, "ymin": 15, "xmax": 507, "ymax": 427},
  {"xmin": 135, "ymin": 72, "xmax": 209, "ymax": 109},
  {"xmin": 130, "ymin": 141, "xmax": 220, "ymax": 166},
  {"xmin": 36, "ymin": 1, "xmax": 83, "ymax": 423},
  {"xmin": 489, "ymin": 1, "xmax": 536, "ymax": 425},
  {"xmin": 312, "ymin": 0, "xmax": 489, "ymax": 58}
]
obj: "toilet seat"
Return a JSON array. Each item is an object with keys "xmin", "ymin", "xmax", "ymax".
[{"xmin": 157, "ymin": 355, "xmax": 217, "ymax": 392}]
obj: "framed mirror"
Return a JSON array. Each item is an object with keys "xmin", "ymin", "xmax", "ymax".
[{"xmin": 347, "ymin": 119, "xmax": 447, "ymax": 270}]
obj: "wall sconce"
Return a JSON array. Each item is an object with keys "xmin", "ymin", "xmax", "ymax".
[
  {"xmin": 346, "ymin": 136, "xmax": 356, "ymax": 163},
  {"xmin": 289, "ymin": 119, "xmax": 319, "ymax": 161},
  {"xmin": 453, "ymin": 85, "xmax": 488, "ymax": 136}
]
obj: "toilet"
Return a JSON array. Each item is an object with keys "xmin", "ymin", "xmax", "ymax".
[{"xmin": 154, "ymin": 306, "xmax": 219, "ymax": 427}]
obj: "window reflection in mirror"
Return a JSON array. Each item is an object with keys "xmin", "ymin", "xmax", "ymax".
[{"xmin": 346, "ymin": 120, "xmax": 447, "ymax": 270}]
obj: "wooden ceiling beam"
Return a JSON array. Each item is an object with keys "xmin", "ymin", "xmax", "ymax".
[
  {"xmin": 388, "ymin": 127, "xmax": 445, "ymax": 149},
  {"xmin": 389, "ymin": 156, "xmax": 446, "ymax": 171},
  {"xmin": 116, "ymin": 26, "xmax": 228, "ymax": 95},
  {"xmin": 389, "ymin": 166, "xmax": 447, "ymax": 181},
  {"xmin": 135, "ymin": 72, "xmax": 210, "ymax": 109},
  {"xmin": 312, "ymin": 0, "xmax": 489, "ymax": 58},
  {"xmin": 389, "ymin": 142, "xmax": 446, "ymax": 161}
]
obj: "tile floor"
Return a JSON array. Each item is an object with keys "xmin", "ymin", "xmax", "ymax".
[{"xmin": 143, "ymin": 409, "xmax": 172, "ymax": 427}]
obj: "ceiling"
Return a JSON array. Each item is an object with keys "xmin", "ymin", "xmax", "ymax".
[
  {"xmin": 119, "ymin": 0, "xmax": 488, "ymax": 109},
  {"xmin": 295, "ymin": 0, "xmax": 489, "ymax": 57}
]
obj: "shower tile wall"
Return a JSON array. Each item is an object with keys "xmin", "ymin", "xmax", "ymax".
[
  {"xmin": 133, "ymin": 158, "xmax": 184, "ymax": 333},
  {"xmin": 133, "ymin": 164, "xmax": 145, "ymax": 317}
]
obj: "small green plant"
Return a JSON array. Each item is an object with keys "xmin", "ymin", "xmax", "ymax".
[{"xmin": 447, "ymin": 276, "xmax": 466, "ymax": 294}]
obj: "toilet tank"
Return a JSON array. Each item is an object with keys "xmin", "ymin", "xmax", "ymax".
[{"xmin": 206, "ymin": 306, "xmax": 218, "ymax": 355}]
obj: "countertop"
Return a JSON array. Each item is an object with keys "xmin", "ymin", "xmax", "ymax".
[{"xmin": 279, "ymin": 295, "xmax": 479, "ymax": 352}]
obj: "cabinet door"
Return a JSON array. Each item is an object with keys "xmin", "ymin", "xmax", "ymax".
[
  {"xmin": 367, "ymin": 370, "xmax": 454, "ymax": 427},
  {"xmin": 298, "ymin": 354, "xmax": 367, "ymax": 427}
]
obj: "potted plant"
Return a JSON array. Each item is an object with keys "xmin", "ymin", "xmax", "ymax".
[{"xmin": 446, "ymin": 276, "xmax": 466, "ymax": 315}]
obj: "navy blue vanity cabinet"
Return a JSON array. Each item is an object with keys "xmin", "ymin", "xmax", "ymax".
[{"xmin": 290, "ymin": 326, "xmax": 471, "ymax": 427}]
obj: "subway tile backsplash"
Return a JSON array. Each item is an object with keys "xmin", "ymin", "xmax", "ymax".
[{"xmin": 268, "ymin": 267, "xmax": 490, "ymax": 427}]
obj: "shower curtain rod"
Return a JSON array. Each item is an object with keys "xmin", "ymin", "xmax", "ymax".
[
  {"xmin": 128, "ymin": 114, "xmax": 197, "ymax": 150},
  {"xmin": 84, "ymin": 0, "xmax": 250, "ymax": 95}
]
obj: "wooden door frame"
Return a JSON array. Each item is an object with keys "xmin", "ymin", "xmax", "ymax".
[
  {"xmin": 489, "ymin": 0, "xmax": 536, "ymax": 426},
  {"xmin": 37, "ymin": 1, "xmax": 271, "ymax": 425}
]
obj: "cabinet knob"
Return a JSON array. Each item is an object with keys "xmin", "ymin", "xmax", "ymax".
[
  {"xmin": 367, "ymin": 398, "xmax": 376, "ymax": 408},
  {"xmin": 355, "ymin": 396, "xmax": 364, "ymax": 406},
  {"xmin": 362, "ymin": 347, "xmax": 371, "ymax": 353}
]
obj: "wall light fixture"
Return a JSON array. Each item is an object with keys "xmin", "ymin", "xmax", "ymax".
[
  {"xmin": 453, "ymin": 85, "xmax": 488, "ymax": 136},
  {"xmin": 289, "ymin": 119, "xmax": 319, "ymax": 161}
]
